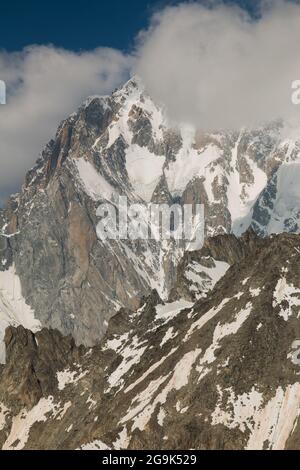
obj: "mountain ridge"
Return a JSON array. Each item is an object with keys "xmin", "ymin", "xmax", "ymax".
[
  {"xmin": 1, "ymin": 231, "xmax": 300, "ymax": 449},
  {"xmin": 1, "ymin": 76, "xmax": 300, "ymax": 354}
]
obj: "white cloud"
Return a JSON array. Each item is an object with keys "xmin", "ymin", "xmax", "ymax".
[
  {"xmin": 135, "ymin": 0, "xmax": 300, "ymax": 131},
  {"xmin": 0, "ymin": 46, "xmax": 131, "ymax": 204},
  {"xmin": 2, "ymin": 1, "xmax": 300, "ymax": 204}
]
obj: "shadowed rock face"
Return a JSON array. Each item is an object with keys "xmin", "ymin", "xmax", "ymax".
[
  {"xmin": 0, "ymin": 326, "xmax": 81, "ymax": 410},
  {"xmin": 1, "ymin": 232, "xmax": 300, "ymax": 450}
]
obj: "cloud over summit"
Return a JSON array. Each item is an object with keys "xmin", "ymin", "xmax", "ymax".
[
  {"xmin": 135, "ymin": 1, "xmax": 300, "ymax": 130},
  {"xmin": 0, "ymin": 46, "xmax": 131, "ymax": 203},
  {"xmin": 2, "ymin": 1, "xmax": 300, "ymax": 202}
]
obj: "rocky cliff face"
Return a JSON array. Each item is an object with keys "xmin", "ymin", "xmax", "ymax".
[
  {"xmin": 1, "ymin": 232, "xmax": 300, "ymax": 450},
  {"xmin": 1, "ymin": 78, "xmax": 300, "ymax": 355}
]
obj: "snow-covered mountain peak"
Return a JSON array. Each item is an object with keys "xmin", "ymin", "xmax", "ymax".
[{"xmin": 3, "ymin": 76, "xmax": 300, "ymax": 360}]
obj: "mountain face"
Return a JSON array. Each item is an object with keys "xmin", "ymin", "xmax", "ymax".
[
  {"xmin": 1, "ymin": 78, "xmax": 300, "ymax": 354},
  {"xmin": 1, "ymin": 231, "xmax": 300, "ymax": 450},
  {"xmin": 1, "ymin": 77, "xmax": 300, "ymax": 449}
]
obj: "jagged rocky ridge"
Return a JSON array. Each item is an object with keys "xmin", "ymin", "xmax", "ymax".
[
  {"xmin": 1, "ymin": 77, "xmax": 300, "ymax": 355},
  {"xmin": 1, "ymin": 232, "xmax": 300, "ymax": 449}
]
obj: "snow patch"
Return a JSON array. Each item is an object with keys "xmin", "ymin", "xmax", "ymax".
[
  {"xmin": 155, "ymin": 299, "xmax": 193, "ymax": 323},
  {"xmin": 160, "ymin": 327, "xmax": 177, "ymax": 347},
  {"xmin": 212, "ymin": 383, "xmax": 300, "ymax": 449},
  {"xmin": 125, "ymin": 145, "xmax": 165, "ymax": 202},
  {"xmin": 121, "ymin": 348, "xmax": 201, "ymax": 432},
  {"xmin": 106, "ymin": 336, "xmax": 148, "ymax": 392},
  {"xmin": 76, "ymin": 158, "xmax": 115, "ymax": 201},
  {"xmin": 3, "ymin": 397, "xmax": 71, "ymax": 450},
  {"xmin": 273, "ymin": 277, "xmax": 300, "ymax": 321},
  {"xmin": 185, "ymin": 259, "xmax": 230, "ymax": 299},
  {"xmin": 196, "ymin": 303, "xmax": 252, "ymax": 379},
  {"xmin": 79, "ymin": 439, "xmax": 110, "ymax": 450},
  {"xmin": 56, "ymin": 368, "xmax": 88, "ymax": 391},
  {"xmin": 0, "ymin": 264, "xmax": 41, "ymax": 363}
]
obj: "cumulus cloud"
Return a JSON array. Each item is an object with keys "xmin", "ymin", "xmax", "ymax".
[
  {"xmin": 135, "ymin": 0, "xmax": 300, "ymax": 131},
  {"xmin": 0, "ymin": 46, "xmax": 131, "ymax": 204}
]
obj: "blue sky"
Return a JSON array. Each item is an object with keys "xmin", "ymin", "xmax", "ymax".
[{"xmin": 0, "ymin": 0, "xmax": 261, "ymax": 52}]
